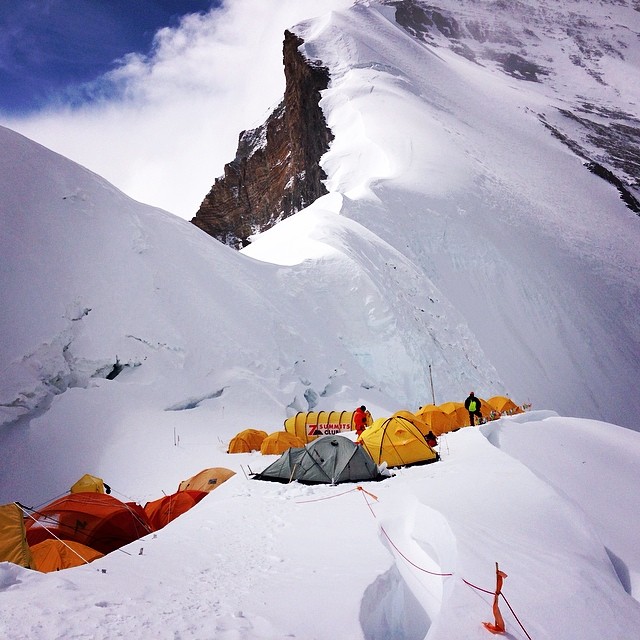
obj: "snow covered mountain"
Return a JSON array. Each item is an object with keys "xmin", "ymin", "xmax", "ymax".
[
  {"xmin": 245, "ymin": 0, "xmax": 640, "ymax": 428},
  {"xmin": 2, "ymin": 0, "xmax": 639, "ymax": 483},
  {"xmin": 2, "ymin": 1, "xmax": 640, "ymax": 638}
]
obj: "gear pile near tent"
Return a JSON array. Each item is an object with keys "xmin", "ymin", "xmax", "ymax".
[
  {"xmin": 359, "ymin": 411, "xmax": 438, "ymax": 468},
  {"xmin": 254, "ymin": 435, "xmax": 385, "ymax": 485}
]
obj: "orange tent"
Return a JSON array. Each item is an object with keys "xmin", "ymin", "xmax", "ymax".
[
  {"xmin": 30, "ymin": 539, "xmax": 103, "ymax": 572},
  {"xmin": 438, "ymin": 402, "xmax": 469, "ymax": 430},
  {"xmin": 487, "ymin": 396, "xmax": 523, "ymax": 415},
  {"xmin": 24, "ymin": 493, "xmax": 152, "ymax": 555},
  {"xmin": 415, "ymin": 404, "xmax": 452, "ymax": 436},
  {"xmin": 178, "ymin": 468, "xmax": 236, "ymax": 492},
  {"xmin": 144, "ymin": 490, "xmax": 208, "ymax": 531},
  {"xmin": 227, "ymin": 429, "xmax": 268, "ymax": 453},
  {"xmin": 260, "ymin": 431, "xmax": 306, "ymax": 455}
]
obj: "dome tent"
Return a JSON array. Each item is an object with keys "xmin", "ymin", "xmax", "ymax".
[
  {"xmin": 144, "ymin": 490, "xmax": 208, "ymax": 532},
  {"xmin": 415, "ymin": 404, "xmax": 451, "ymax": 436},
  {"xmin": 30, "ymin": 539, "xmax": 103, "ymax": 573},
  {"xmin": 177, "ymin": 467, "xmax": 236, "ymax": 492},
  {"xmin": 487, "ymin": 396, "xmax": 523, "ymax": 415},
  {"xmin": 254, "ymin": 435, "xmax": 383, "ymax": 485},
  {"xmin": 24, "ymin": 493, "xmax": 152, "ymax": 555},
  {"xmin": 438, "ymin": 402, "xmax": 469, "ymax": 430},
  {"xmin": 228, "ymin": 429, "xmax": 268, "ymax": 453},
  {"xmin": 0, "ymin": 503, "xmax": 34, "ymax": 568},
  {"xmin": 70, "ymin": 473, "xmax": 109, "ymax": 494},
  {"xmin": 359, "ymin": 412, "xmax": 438, "ymax": 468},
  {"xmin": 260, "ymin": 431, "xmax": 306, "ymax": 455}
]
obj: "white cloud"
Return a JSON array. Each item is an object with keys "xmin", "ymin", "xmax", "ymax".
[{"xmin": 0, "ymin": 0, "xmax": 353, "ymax": 219}]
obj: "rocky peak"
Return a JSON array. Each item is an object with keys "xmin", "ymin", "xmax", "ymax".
[{"xmin": 191, "ymin": 30, "xmax": 333, "ymax": 248}]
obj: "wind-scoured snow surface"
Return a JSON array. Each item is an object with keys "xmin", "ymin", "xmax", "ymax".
[
  {"xmin": 1, "ymin": 0, "xmax": 640, "ymax": 638},
  {"xmin": 247, "ymin": 0, "xmax": 640, "ymax": 428}
]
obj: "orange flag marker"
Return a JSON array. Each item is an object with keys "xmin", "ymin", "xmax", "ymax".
[{"xmin": 483, "ymin": 562, "xmax": 508, "ymax": 634}]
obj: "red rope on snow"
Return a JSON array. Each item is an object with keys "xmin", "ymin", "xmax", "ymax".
[
  {"xmin": 296, "ymin": 484, "xmax": 534, "ymax": 638},
  {"xmin": 295, "ymin": 487, "xmax": 361, "ymax": 503},
  {"xmin": 359, "ymin": 489, "xmax": 453, "ymax": 577},
  {"xmin": 500, "ymin": 592, "xmax": 534, "ymax": 640}
]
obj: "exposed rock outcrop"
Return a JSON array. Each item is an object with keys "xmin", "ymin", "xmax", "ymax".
[
  {"xmin": 192, "ymin": 30, "xmax": 333, "ymax": 248},
  {"xmin": 387, "ymin": 0, "xmax": 640, "ymax": 214}
]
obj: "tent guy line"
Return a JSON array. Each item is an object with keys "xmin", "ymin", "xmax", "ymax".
[
  {"xmin": 354, "ymin": 484, "xmax": 534, "ymax": 639},
  {"xmin": 293, "ymin": 482, "xmax": 534, "ymax": 639}
]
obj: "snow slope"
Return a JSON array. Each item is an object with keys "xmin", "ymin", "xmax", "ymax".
[
  {"xmin": 2, "ymin": 1, "xmax": 640, "ymax": 637},
  {"xmin": 246, "ymin": 1, "xmax": 640, "ymax": 428},
  {"xmin": 0, "ymin": 122, "xmax": 500, "ymax": 502},
  {"xmin": 2, "ymin": 412, "xmax": 640, "ymax": 639}
]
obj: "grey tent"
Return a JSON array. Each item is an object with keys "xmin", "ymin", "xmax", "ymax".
[{"xmin": 253, "ymin": 435, "xmax": 382, "ymax": 485}]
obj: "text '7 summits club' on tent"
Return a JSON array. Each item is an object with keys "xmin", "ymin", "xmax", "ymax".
[{"xmin": 253, "ymin": 435, "xmax": 387, "ymax": 485}]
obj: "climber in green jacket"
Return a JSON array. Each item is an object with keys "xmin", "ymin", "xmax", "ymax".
[{"xmin": 464, "ymin": 391, "xmax": 482, "ymax": 426}]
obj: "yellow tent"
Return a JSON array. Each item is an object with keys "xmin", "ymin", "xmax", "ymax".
[
  {"xmin": 439, "ymin": 402, "xmax": 470, "ymax": 430},
  {"xmin": 284, "ymin": 412, "xmax": 315, "ymax": 442},
  {"xmin": 30, "ymin": 539, "xmax": 103, "ymax": 573},
  {"xmin": 0, "ymin": 503, "xmax": 33, "ymax": 568},
  {"xmin": 393, "ymin": 410, "xmax": 429, "ymax": 434},
  {"xmin": 487, "ymin": 396, "xmax": 523, "ymax": 415},
  {"xmin": 178, "ymin": 468, "xmax": 236, "ymax": 492},
  {"xmin": 284, "ymin": 410, "xmax": 355, "ymax": 442},
  {"xmin": 227, "ymin": 429, "xmax": 268, "ymax": 453},
  {"xmin": 70, "ymin": 473, "xmax": 107, "ymax": 494},
  {"xmin": 415, "ymin": 404, "xmax": 452, "ymax": 436},
  {"xmin": 260, "ymin": 431, "xmax": 306, "ymax": 455},
  {"xmin": 359, "ymin": 412, "xmax": 438, "ymax": 468}
]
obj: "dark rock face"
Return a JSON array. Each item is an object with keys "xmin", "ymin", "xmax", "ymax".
[{"xmin": 192, "ymin": 30, "xmax": 333, "ymax": 248}]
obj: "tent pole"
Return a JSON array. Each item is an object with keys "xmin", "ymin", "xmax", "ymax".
[
  {"xmin": 429, "ymin": 364, "xmax": 436, "ymax": 405},
  {"xmin": 15, "ymin": 503, "xmax": 91, "ymax": 566}
]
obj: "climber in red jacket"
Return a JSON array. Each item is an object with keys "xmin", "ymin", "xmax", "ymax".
[{"xmin": 353, "ymin": 405, "xmax": 369, "ymax": 437}]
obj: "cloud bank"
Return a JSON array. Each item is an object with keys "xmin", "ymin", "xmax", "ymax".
[{"xmin": 1, "ymin": 0, "xmax": 353, "ymax": 219}]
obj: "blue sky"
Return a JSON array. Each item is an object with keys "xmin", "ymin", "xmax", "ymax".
[
  {"xmin": 0, "ymin": 0, "xmax": 350, "ymax": 218},
  {"xmin": 0, "ymin": 0, "xmax": 218, "ymax": 114}
]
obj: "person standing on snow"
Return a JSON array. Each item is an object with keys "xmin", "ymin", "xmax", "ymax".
[
  {"xmin": 464, "ymin": 392, "xmax": 483, "ymax": 426},
  {"xmin": 353, "ymin": 405, "xmax": 370, "ymax": 437}
]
